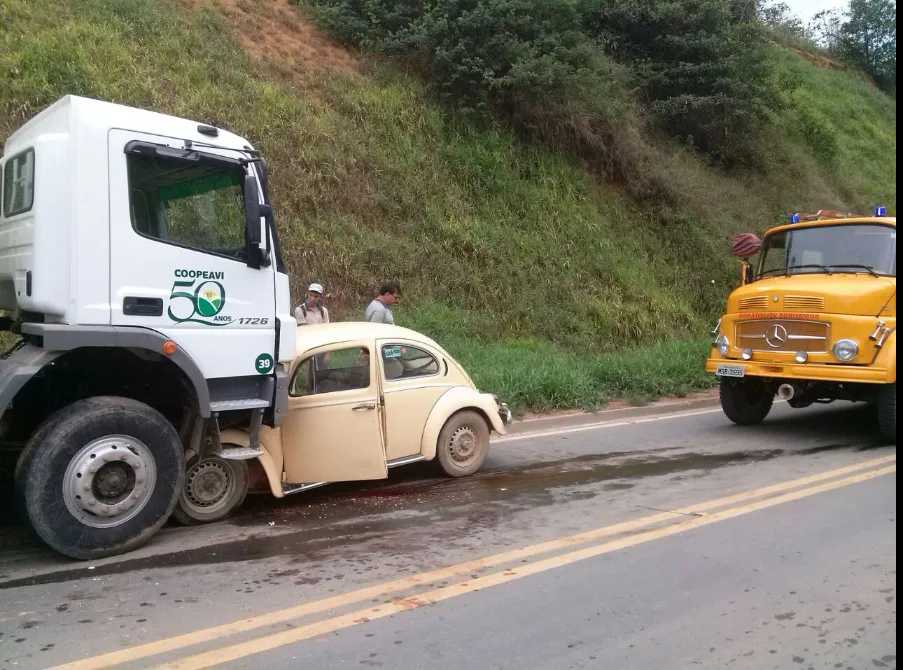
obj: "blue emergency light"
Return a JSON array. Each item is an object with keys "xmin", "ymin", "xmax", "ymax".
[
  {"xmin": 875, "ymin": 206, "xmax": 887, "ymax": 216},
  {"xmin": 790, "ymin": 213, "xmax": 800, "ymax": 223}
]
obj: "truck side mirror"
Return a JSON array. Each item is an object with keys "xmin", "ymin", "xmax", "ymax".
[
  {"xmin": 243, "ymin": 173, "xmax": 271, "ymax": 268},
  {"xmin": 731, "ymin": 233, "xmax": 761, "ymax": 286},
  {"xmin": 244, "ymin": 174, "xmax": 262, "ymax": 247},
  {"xmin": 731, "ymin": 233, "xmax": 762, "ymax": 258}
]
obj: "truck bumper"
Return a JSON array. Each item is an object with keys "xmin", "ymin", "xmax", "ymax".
[{"xmin": 705, "ymin": 358, "xmax": 894, "ymax": 384}]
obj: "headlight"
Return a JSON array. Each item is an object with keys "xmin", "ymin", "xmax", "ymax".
[
  {"xmin": 715, "ymin": 335, "xmax": 730, "ymax": 355},
  {"xmin": 832, "ymin": 339, "xmax": 859, "ymax": 361}
]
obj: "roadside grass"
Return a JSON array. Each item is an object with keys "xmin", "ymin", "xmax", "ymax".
[
  {"xmin": 443, "ymin": 336, "xmax": 716, "ymax": 415},
  {"xmin": 771, "ymin": 48, "xmax": 897, "ymax": 212},
  {"xmin": 0, "ymin": 0, "xmax": 893, "ymax": 413}
]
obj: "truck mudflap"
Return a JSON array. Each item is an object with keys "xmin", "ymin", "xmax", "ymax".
[{"xmin": 0, "ymin": 342, "xmax": 62, "ymax": 421}]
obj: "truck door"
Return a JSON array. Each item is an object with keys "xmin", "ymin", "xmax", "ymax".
[{"xmin": 108, "ymin": 130, "xmax": 277, "ymax": 381}]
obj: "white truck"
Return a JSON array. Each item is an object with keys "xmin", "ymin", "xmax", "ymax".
[{"xmin": 1, "ymin": 96, "xmax": 296, "ymax": 560}]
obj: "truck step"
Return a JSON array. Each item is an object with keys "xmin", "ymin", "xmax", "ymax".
[
  {"xmin": 219, "ymin": 446, "xmax": 263, "ymax": 461},
  {"xmin": 209, "ymin": 398, "xmax": 271, "ymax": 413}
]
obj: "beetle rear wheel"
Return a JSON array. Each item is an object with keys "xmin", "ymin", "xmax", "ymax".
[{"xmin": 171, "ymin": 454, "xmax": 249, "ymax": 526}]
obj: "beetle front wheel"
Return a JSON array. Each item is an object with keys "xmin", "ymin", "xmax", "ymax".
[{"xmin": 436, "ymin": 411, "xmax": 490, "ymax": 477}]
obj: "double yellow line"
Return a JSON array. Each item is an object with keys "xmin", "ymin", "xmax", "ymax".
[{"xmin": 54, "ymin": 455, "xmax": 896, "ymax": 670}]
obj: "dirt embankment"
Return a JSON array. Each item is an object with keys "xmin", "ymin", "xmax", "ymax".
[{"xmin": 179, "ymin": 0, "xmax": 357, "ymax": 74}]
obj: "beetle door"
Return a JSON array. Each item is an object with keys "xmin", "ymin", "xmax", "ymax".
[
  {"xmin": 377, "ymin": 340, "xmax": 455, "ymax": 460},
  {"xmin": 281, "ymin": 342, "xmax": 387, "ymax": 483}
]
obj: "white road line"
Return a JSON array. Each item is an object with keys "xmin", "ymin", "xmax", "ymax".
[
  {"xmin": 494, "ymin": 406, "xmax": 724, "ymax": 443},
  {"xmin": 496, "ymin": 400, "xmax": 791, "ymax": 444}
]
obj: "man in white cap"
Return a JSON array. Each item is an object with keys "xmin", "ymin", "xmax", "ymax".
[{"xmin": 295, "ymin": 283, "xmax": 330, "ymax": 326}]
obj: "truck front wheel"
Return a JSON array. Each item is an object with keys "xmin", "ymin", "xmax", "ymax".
[
  {"xmin": 877, "ymin": 383, "xmax": 896, "ymax": 442},
  {"xmin": 14, "ymin": 397, "xmax": 184, "ymax": 560},
  {"xmin": 719, "ymin": 377, "xmax": 774, "ymax": 426}
]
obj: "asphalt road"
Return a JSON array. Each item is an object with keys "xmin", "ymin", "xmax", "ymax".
[{"xmin": 0, "ymin": 400, "xmax": 896, "ymax": 670}]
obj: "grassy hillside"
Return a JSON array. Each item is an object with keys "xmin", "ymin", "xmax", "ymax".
[{"xmin": 0, "ymin": 0, "xmax": 896, "ymax": 412}]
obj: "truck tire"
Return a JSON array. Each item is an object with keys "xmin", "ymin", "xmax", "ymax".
[
  {"xmin": 14, "ymin": 397, "xmax": 184, "ymax": 560},
  {"xmin": 171, "ymin": 454, "xmax": 249, "ymax": 526},
  {"xmin": 877, "ymin": 383, "xmax": 896, "ymax": 442},
  {"xmin": 719, "ymin": 378, "xmax": 774, "ymax": 426},
  {"xmin": 436, "ymin": 411, "xmax": 490, "ymax": 478}
]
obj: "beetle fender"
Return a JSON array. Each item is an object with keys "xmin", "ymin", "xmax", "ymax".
[
  {"xmin": 420, "ymin": 387, "xmax": 506, "ymax": 460},
  {"xmin": 220, "ymin": 427, "xmax": 285, "ymax": 498}
]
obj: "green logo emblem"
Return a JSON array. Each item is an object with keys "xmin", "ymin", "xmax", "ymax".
[
  {"xmin": 195, "ymin": 281, "xmax": 225, "ymax": 318},
  {"xmin": 255, "ymin": 353, "xmax": 274, "ymax": 374},
  {"xmin": 168, "ymin": 271, "xmax": 230, "ymax": 326}
]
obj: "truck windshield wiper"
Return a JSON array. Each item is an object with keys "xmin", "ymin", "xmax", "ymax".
[
  {"xmin": 827, "ymin": 264, "xmax": 880, "ymax": 277},
  {"xmin": 759, "ymin": 264, "xmax": 833, "ymax": 278}
]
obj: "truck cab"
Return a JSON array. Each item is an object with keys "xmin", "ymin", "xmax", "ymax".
[
  {"xmin": 0, "ymin": 96, "xmax": 295, "ymax": 559},
  {"xmin": 706, "ymin": 210, "xmax": 896, "ymax": 440}
]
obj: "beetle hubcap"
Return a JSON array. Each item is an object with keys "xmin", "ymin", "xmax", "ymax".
[
  {"xmin": 447, "ymin": 426, "xmax": 480, "ymax": 466},
  {"xmin": 183, "ymin": 459, "xmax": 233, "ymax": 515},
  {"xmin": 63, "ymin": 436, "xmax": 157, "ymax": 529}
]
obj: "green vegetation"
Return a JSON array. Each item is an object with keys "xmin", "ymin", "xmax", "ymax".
[
  {"xmin": 764, "ymin": 0, "xmax": 896, "ymax": 94},
  {"xmin": 0, "ymin": 0, "xmax": 896, "ymax": 413}
]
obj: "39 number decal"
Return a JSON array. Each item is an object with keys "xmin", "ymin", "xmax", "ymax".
[{"xmin": 255, "ymin": 353, "xmax": 274, "ymax": 375}]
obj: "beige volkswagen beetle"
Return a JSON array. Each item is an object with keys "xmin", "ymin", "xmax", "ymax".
[{"xmin": 173, "ymin": 322, "xmax": 512, "ymax": 524}]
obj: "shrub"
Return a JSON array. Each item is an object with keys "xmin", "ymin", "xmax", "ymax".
[
  {"xmin": 580, "ymin": 0, "xmax": 781, "ymax": 162},
  {"xmin": 311, "ymin": 0, "xmax": 605, "ymax": 116}
]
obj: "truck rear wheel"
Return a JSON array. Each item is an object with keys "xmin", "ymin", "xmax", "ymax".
[
  {"xmin": 877, "ymin": 383, "xmax": 896, "ymax": 442},
  {"xmin": 14, "ymin": 397, "xmax": 183, "ymax": 560},
  {"xmin": 719, "ymin": 377, "xmax": 774, "ymax": 426},
  {"xmin": 171, "ymin": 454, "xmax": 249, "ymax": 526}
]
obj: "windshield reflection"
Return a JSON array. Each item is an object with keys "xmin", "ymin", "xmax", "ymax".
[{"xmin": 758, "ymin": 224, "xmax": 896, "ymax": 279}]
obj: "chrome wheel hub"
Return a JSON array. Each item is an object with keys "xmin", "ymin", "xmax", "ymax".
[{"xmin": 63, "ymin": 436, "xmax": 157, "ymax": 529}]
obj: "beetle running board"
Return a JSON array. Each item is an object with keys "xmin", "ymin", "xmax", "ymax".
[{"xmin": 280, "ymin": 456, "xmax": 426, "ymax": 496}]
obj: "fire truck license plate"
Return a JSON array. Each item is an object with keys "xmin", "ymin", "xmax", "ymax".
[{"xmin": 715, "ymin": 364, "xmax": 746, "ymax": 378}]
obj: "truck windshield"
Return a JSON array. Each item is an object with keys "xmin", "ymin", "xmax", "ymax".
[
  {"xmin": 758, "ymin": 224, "xmax": 896, "ymax": 279},
  {"xmin": 127, "ymin": 152, "xmax": 248, "ymax": 262}
]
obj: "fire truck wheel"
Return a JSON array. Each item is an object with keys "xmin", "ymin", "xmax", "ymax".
[
  {"xmin": 172, "ymin": 454, "xmax": 249, "ymax": 526},
  {"xmin": 877, "ymin": 383, "xmax": 896, "ymax": 442},
  {"xmin": 719, "ymin": 377, "xmax": 774, "ymax": 426},
  {"xmin": 14, "ymin": 397, "xmax": 184, "ymax": 561}
]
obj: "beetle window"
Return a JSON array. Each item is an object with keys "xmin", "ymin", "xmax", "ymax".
[
  {"xmin": 290, "ymin": 347, "xmax": 370, "ymax": 396},
  {"xmin": 381, "ymin": 344, "xmax": 440, "ymax": 381}
]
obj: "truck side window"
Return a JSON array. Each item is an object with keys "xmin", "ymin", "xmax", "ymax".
[
  {"xmin": 125, "ymin": 153, "xmax": 248, "ymax": 262},
  {"xmin": 290, "ymin": 347, "xmax": 371, "ymax": 396},
  {"xmin": 2, "ymin": 149, "xmax": 35, "ymax": 218}
]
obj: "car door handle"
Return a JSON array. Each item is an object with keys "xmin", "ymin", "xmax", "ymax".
[
  {"xmin": 123, "ymin": 296, "xmax": 164, "ymax": 317},
  {"xmin": 352, "ymin": 403, "xmax": 376, "ymax": 411}
]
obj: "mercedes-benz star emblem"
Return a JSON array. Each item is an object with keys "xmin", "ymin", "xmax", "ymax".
[{"xmin": 766, "ymin": 324, "xmax": 788, "ymax": 348}]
